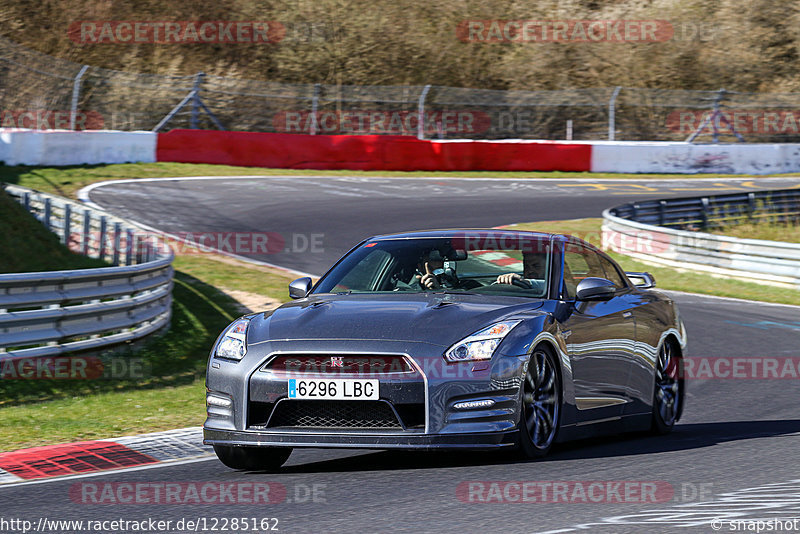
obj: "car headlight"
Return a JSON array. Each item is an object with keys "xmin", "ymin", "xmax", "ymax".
[
  {"xmin": 445, "ymin": 320, "xmax": 522, "ymax": 363},
  {"xmin": 215, "ymin": 318, "xmax": 250, "ymax": 361}
]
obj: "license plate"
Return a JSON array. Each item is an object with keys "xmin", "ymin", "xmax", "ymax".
[{"xmin": 287, "ymin": 378, "xmax": 379, "ymax": 400}]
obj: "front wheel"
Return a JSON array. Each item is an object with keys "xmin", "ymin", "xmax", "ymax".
[
  {"xmin": 213, "ymin": 445, "xmax": 292, "ymax": 471},
  {"xmin": 651, "ymin": 340, "xmax": 681, "ymax": 434},
  {"xmin": 517, "ymin": 346, "xmax": 561, "ymax": 458}
]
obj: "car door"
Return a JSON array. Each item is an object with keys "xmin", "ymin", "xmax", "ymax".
[{"xmin": 559, "ymin": 244, "xmax": 637, "ymax": 423}]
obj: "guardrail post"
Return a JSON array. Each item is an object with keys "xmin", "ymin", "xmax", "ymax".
[
  {"xmin": 126, "ymin": 229, "xmax": 134, "ymax": 266},
  {"xmin": 747, "ymin": 192, "xmax": 756, "ymax": 220},
  {"xmin": 631, "ymin": 203, "xmax": 639, "ymax": 221},
  {"xmin": 98, "ymin": 216, "xmax": 107, "ymax": 260},
  {"xmin": 700, "ymin": 197, "xmax": 710, "ymax": 229},
  {"xmin": 63, "ymin": 204, "xmax": 71, "ymax": 245},
  {"xmin": 659, "ymin": 200, "xmax": 667, "ymax": 226},
  {"xmin": 113, "ymin": 222, "xmax": 122, "ymax": 265},
  {"xmin": 82, "ymin": 209, "xmax": 91, "ymax": 256},
  {"xmin": 43, "ymin": 198, "xmax": 51, "ymax": 230},
  {"xmin": 23, "ymin": 192, "xmax": 30, "ymax": 212}
]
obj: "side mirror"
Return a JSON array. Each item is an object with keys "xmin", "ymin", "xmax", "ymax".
[
  {"xmin": 289, "ymin": 277, "xmax": 313, "ymax": 299},
  {"xmin": 625, "ymin": 271, "xmax": 656, "ymax": 289},
  {"xmin": 576, "ymin": 277, "xmax": 616, "ymax": 301}
]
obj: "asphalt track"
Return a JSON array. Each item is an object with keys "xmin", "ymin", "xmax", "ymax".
[{"xmin": 5, "ymin": 176, "xmax": 800, "ymax": 534}]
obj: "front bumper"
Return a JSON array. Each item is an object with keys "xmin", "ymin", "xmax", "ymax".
[
  {"xmin": 203, "ymin": 427, "xmax": 518, "ymax": 450},
  {"xmin": 205, "ymin": 339, "xmax": 532, "ymax": 449}
]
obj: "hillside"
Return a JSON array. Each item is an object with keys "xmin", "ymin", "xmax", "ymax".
[
  {"xmin": 0, "ymin": 0, "xmax": 797, "ymax": 92},
  {"xmin": 0, "ymin": 189, "xmax": 107, "ymax": 273}
]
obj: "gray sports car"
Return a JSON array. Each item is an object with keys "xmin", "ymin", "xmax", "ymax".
[{"xmin": 204, "ymin": 230, "xmax": 686, "ymax": 470}]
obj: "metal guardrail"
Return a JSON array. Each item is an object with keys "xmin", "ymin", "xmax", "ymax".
[
  {"xmin": 602, "ymin": 188, "xmax": 800, "ymax": 289},
  {"xmin": 0, "ymin": 184, "xmax": 174, "ymax": 358}
]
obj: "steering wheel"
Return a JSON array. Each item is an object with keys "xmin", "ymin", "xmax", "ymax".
[{"xmin": 491, "ymin": 277, "xmax": 533, "ymax": 289}]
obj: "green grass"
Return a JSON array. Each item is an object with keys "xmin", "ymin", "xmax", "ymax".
[
  {"xmin": 509, "ymin": 218, "xmax": 800, "ymax": 306},
  {"xmin": 0, "ymin": 381, "xmax": 208, "ymax": 452},
  {"xmin": 1, "ymin": 162, "xmax": 797, "ymax": 199},
  {"xmin": 708, "ymin": 222, "xmax": 800, "ymax": 243},
  {"xmin": 0, "ymin": 189, "xmax": 108, "ymax": 272},
  {"xmin": 0, "ymin": 252, "xmax": 296, "ymax": 451}
]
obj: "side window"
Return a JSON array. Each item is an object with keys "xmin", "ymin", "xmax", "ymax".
[
  {"xmin": 563, "ymin": 245, "xmax": 605, "ymax": 298},
  {"xmin": 597, "ymin": 254, "xmax": 627, "ymax": 289}
]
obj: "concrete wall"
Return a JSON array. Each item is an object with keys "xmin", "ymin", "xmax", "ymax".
[
  {"xmin": 0, "ymin": 129, "xmax": 156, "ymax": 166},
  {"xmin": 591, "ymin": 141, "xmax": 800, "ymax": 174}
]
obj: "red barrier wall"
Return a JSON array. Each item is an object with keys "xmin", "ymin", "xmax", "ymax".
[{"xmin": 157, "ymin": 130, "xmax": 592, "ymax": 172}]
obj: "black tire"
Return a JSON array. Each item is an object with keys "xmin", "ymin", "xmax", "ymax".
[
  {"xmin": 516, "ymin": 345, "xmax": 561, "ymax": 458},
  {"xmin": 213, "ymin": 445, "xmax": 292, "ymax": 471},
  {"xmin": 651, "ymin": 340, "xmax": 681, "ymax": 435}
]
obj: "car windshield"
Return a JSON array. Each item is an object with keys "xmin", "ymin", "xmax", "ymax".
[{"xmin": 314, "ymin": 233, "xmax": 551, "ymax": 298}]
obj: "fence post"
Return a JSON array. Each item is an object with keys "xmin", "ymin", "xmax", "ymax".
[
  {"xmin": 98, "ymin": 215, "xmax": 107, "ymax": 260},
  {"xmin": 190, "ymin": 72, "xmax": 205, "ymax": 129},
  {"xmin": 700, "ymin": 197, "xmax": 710, "ymax": 229},
  {"xmin": 310, "ymin": 83, "xmax": 320, "ymax": 135},
  {"xmin": 43, "ymin": 198, "xmax": 51, "ymax": 229},
  {"xmin": 83, "ymin": 209, "xmax": 91, "ymax": 256},
  {"xmin": 70, "ymin": 65, "xmax": 89, "ymax": 131},
  {"xmin": 126, "ymin": 229, "xmax": 134, "ymax": 266},
  {"xmin": 63, "ymin": 203, "xmax": 71, "ymax": 245},
  {"xmin": 113, "ymin": 222, "xmax": 122, "ymax": 266},
  {"xmin": 417, "ymin": 84, "xmax": 432, "ymax": 140},
  {"xmin": 608, "ymin": 86, "xmax": 621, "ymax": 141}
]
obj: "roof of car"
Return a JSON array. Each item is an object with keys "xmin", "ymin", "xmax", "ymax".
[{"xmin": 368, "ymin": 229, "xmax": 559, "ymax": 240}]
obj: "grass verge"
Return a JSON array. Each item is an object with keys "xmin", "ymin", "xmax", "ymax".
[
  {"xmin": 509, "ymin": 218, "xmax": 800, "ymax": 306},
  {"xmin": 708, "ymin": 222, "xmax": 800, "ymax": 243},
  {"xmin": 0, "ymin": 189, "xmax": 108, "ymax": 272},
  {"xmin": 1, "ymin": 162, "xmax": 797, "ymax": 199},
  {"xmin": 0, "ymin": 253, "xmax": 296, "ymax": 452}
]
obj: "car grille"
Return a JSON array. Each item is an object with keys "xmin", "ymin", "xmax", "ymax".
[
  {"xmin": 266, "ymin": 400, "xmax": 403, "ymax": 429},
  {"xmin": 262, "ymin": 354, "xmax": 413, "ymax": 375}
]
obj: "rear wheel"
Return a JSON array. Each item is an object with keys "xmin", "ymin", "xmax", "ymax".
[
  {"xmin": 517, "ymin": 346, "xmax": 561, "ymax": 458},
  {"xmin": 651, "ymin": 340, "xmax": 681, "ymax": 434},
  {"xmin": 213, "ymin": 445, "xmax": 292, "ymax": 471}
]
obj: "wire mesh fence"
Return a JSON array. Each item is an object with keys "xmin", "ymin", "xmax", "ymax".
[{"xmin": 5, "ymin": 36, "xmax": 800, "ymax": 142}]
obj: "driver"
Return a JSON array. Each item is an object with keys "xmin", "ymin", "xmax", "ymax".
[
  {"xmin": 414, "ymin": 251, "xmax": 448, "ymax": 289},
  {"xmin": 495, "ymin": 252, "xmax": 547, "ymax": 288}
]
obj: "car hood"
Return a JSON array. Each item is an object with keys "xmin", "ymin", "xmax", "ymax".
[{"xmin": 248, "ymin": 292, "xmax": 545, "ymax": 348}]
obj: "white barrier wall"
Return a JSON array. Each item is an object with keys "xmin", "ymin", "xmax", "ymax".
[
  {"xmin": 3, "ymin": 130, "xmax": 800, "ymax": 174},
  {"xmin": 0, "ymin": 129, "xmax": 156, "ymax": 166},
  {"xmin": 591, "ymin": 141, "xmax": 800, "ymax": 175}
]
